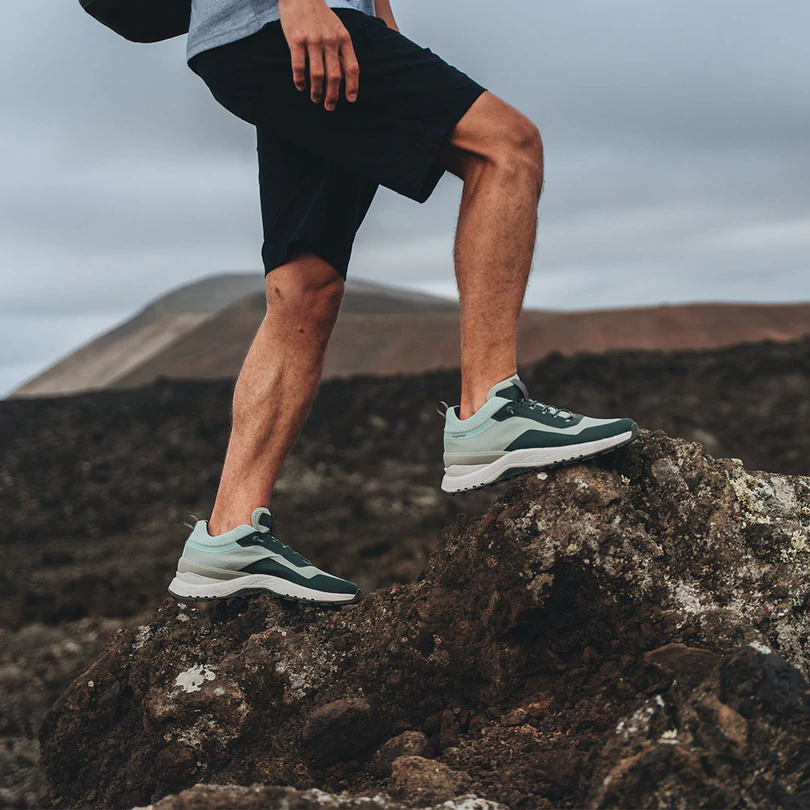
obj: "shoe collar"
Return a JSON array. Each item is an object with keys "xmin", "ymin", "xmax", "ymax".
[{"xmin": 486, "ymin": 373, "xmax": 528, "ymax": 402}]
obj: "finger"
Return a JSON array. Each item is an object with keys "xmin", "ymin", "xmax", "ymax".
[
  {"xmin": 307, "ymin": 43, "xmax": 325, "ymax": 103},
  {"xmin": 340, "ymin": 36, "xmax": 360, "ymax": 102},
  {"xmin": 289, "ymin": 37, "xmax": 307, "ymax": 92},
  {"xmin": 324, "ymin": 42, "xmax": 342, "ymax": 111}
]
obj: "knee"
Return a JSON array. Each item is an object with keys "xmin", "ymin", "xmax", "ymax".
[
  {"xmin": 303, "ymin": 274, "xmax": 345, "ymax": 324},
  {"xmin": 489, "ymin": 115, "xmax": 544, "ymax": 195},
  {"xmin": 266, "ymin": 265, "xmax": 345, "ymax": 329}
]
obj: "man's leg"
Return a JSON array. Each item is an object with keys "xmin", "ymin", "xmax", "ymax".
[
  {"xmin": 207, "ymin": 250, "xmax": 344, "ymax": 535},
  {"xmin": 437, "ymin": 92, "xmax": 639, "ymax": 495},
  {"xmin": 170, "ymin": 247, "xmax": 361, "ymax": 603},
  {"xmin": 440, "ymin": 92, "xmax": 545, "ymax": 420}
]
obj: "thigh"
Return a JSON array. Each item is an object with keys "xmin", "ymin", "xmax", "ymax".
[
  {"xmin": 257, "ymin": 127, "xmax": 378, "ymax": 279},
  {"xmin": 192, "ymin": 10, "xmax": 486, "ymax": 203}
]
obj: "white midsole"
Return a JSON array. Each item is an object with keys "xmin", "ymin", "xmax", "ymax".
[
  {"xmin": 168, "ymin": 571, "xmax": 357, "ymax": 603},
  {"xmin": 441, "ymin": 431, "xmax": 635, "ymax": 493}
]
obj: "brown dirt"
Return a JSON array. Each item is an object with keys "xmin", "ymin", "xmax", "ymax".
[{"xmin": 3, "ymin": 338, "xmax": 810, "ymax": 632}]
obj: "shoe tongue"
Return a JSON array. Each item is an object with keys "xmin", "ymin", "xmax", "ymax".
[
  {"xmin": 486, "ymin": 374, "xmax": 529, "ymax": 402},
  {"xmin": 250, "ymin": 507, "xmax": 275, "ymax": 534}
]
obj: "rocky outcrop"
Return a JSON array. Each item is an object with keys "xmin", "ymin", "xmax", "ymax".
[
  {"xmin": 40, "ymin": 432, "xmax": 810, "ymax": 808},
  {"xmin": 585, "ymin": 644, "xmax": 810, "ymax": 808},
  {"xmin": 136, "ymin": 784, "xmax": 505, "ymax": 810},
  {"xmin": 0, "ymin": 618, "xmax": 131, "ymax": 809}
]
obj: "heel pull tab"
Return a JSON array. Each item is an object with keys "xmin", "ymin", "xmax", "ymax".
[
  {"xmin": 436, "ymin": 401, "xmax": 450, "ymax": 418},
  {"xmin": 183, "ymin": 514, "xmax": 199, "ymax": 530}
]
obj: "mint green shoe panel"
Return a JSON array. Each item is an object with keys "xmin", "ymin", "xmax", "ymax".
[
  {"xmin": 181, "ymin": 542, "xmax": 273, "ymax": 571},
  {"xmin": 443, "ymin": 417, "xmax": 526, "ymax": 454},
  {"xmin": 186, "ymin": 518, "xmax": 255, "ymax": 547},
  {"xmin": 443, "ymin": 398, "xmax": 515, "ymax": 440}
]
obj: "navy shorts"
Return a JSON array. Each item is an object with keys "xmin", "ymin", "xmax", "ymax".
[{"xmin": 189, "ymin": 9, "xmax": 486, "ymax": 277}]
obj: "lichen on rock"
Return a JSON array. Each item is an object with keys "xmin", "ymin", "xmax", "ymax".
[{"xmin": 133, "ymin": 784, "xmax": 507, "ymax": 809}]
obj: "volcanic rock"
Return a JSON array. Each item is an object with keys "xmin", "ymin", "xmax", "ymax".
[
  {"xmin": 389, "ymin": 757, "xmax": 470, "ymax": 805},
  {"xmin": 0, "ymin": 617, "xmax": 134, "ymax": 809},
  {"xmin": 374, "ymin": 732, "xmax": 431, "ymax": 777},
  {"xmin": 39, "ymin": 431, "xmax": 810, "ymax": 807},
  {"xmin": 585, "ymin": 645, "xmax": 810, "ymax": 808},
  {"xmin": 136, "ymin": 784, "xmax": 505, "ymax": 810}
]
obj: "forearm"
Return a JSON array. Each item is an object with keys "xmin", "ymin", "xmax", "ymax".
[{"xmin": 374, "ymin": 0, "xmax": 399, "ymax": 31}]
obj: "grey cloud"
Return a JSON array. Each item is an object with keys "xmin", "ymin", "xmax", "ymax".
[{"xmin": 1, "ymin": 0, "xmax": 809, "ymax": 394}]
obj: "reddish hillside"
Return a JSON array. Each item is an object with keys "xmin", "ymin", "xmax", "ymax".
[
  {"xmin": 12, "ymin": 268, "xmax": 810, "ymax": 395},
  {"xmin": 117, "ymin": 298, "xmax": 810, "ymax": 386}
]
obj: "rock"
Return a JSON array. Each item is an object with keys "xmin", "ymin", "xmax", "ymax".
[
  {"xmin": 301, "ymin": 698, "xmax": 383, "ymax": 764},
  {"xmin": 136, "ymin": 784, "xmax": 505, "ymax": 809},
  {"xmin": 40, "ymin": 432, "xmax": 810, "ymax": 808},
  {"xmin": 374, "ymin": 731, "xmax": 430, "ymax": 776},
  {"xmin": 0, "ymin": 617, "xmax": 132, "ymax": 809},
  {"xmin": 389, "ymin": 757, "xmax": 470, "ymax": 805},
  {"xmin": 584, "ymin": 646, "xmax": 810, "ymax": 809},
  {"xmin": 501, "ymin": 709, "xmax": 528, "ymax": 727}
]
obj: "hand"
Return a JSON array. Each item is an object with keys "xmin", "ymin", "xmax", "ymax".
[{"xmin": 278, "ymin": 0, "xmax": 360, "ymax": 111}]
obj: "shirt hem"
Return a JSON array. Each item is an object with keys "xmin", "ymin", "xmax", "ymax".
[{"xmin": 186, "ymin": 14, "xmax": 280, "ymax": 62}]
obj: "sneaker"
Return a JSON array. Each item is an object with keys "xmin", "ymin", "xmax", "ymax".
[
  {"xmin": 168, "ymin": 507, "xmax": 361, "ymax": 604},
  {"xmin": 440, "ymin": 374, "xmax": 639, "ymax": 494}
]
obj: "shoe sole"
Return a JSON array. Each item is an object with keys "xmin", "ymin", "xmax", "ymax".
[
  {"xmin": 168, "ymin": 571, "xmax": 362, "ymax": 605},
  {"xmin": 441, "ymin": 426, "xmax": 639, "ymax": 494}
]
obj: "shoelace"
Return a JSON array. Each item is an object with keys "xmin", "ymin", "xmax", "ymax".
[
  {"xmin": 510, "ymin": 397, "xmax": 576, "ymax": 421},
  {"xmin": 261, "ymin": 528, "xmax": 311, "ymax": 565}
]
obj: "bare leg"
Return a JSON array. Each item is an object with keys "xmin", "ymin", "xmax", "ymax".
[
  {"xmin": 441, "ymin": 92, "xmax": 544, "ymax": 419},
  {"xmin": 208, "ymin": 251, "xmax": 344, "ymax": 535}
]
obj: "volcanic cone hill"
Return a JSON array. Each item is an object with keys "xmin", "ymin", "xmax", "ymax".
[
  {"xmin": 10, "ymin": 276, "xmax": 457, "ymax": 398},
  {"xmin": 11, "ymin": 270, "xmax": 810, "ymax": 397},
  {"xmin": 40, "ymin": 432, "xmax": 810, "ymax": 809}
]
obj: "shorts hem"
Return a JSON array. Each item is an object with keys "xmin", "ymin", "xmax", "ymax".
[
  {"xmin": 401, "ymin": 83, "xmax": 488, "ymax": 203},
  {"xmin": 263, "ymin": 240, "xmax": 352, "ymax": 280}
]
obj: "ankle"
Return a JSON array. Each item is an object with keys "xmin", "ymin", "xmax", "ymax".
[
  {"xmin": 207, "ymin": 510, "xmax": 252, "ymax": 536},
  {"xmin": 208, "ymin": 482, "xmax": 275, "ymax": 536},
  {"xmin": 459, "ymin": 395, "xmax": 486, "ymax": 421},
  {"xmin": 459, "ymin": 367, "xmax": 518, "ymax": 420}
]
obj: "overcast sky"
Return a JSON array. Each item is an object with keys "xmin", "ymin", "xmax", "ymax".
[{"xmin": 2, "ymin": 0, "xmax": 810, "ymax": 395}]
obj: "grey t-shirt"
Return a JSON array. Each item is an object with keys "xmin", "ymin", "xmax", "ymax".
[{"xmin": 187, "ymin": 0, "xmax": 377, "ymax": 61}]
